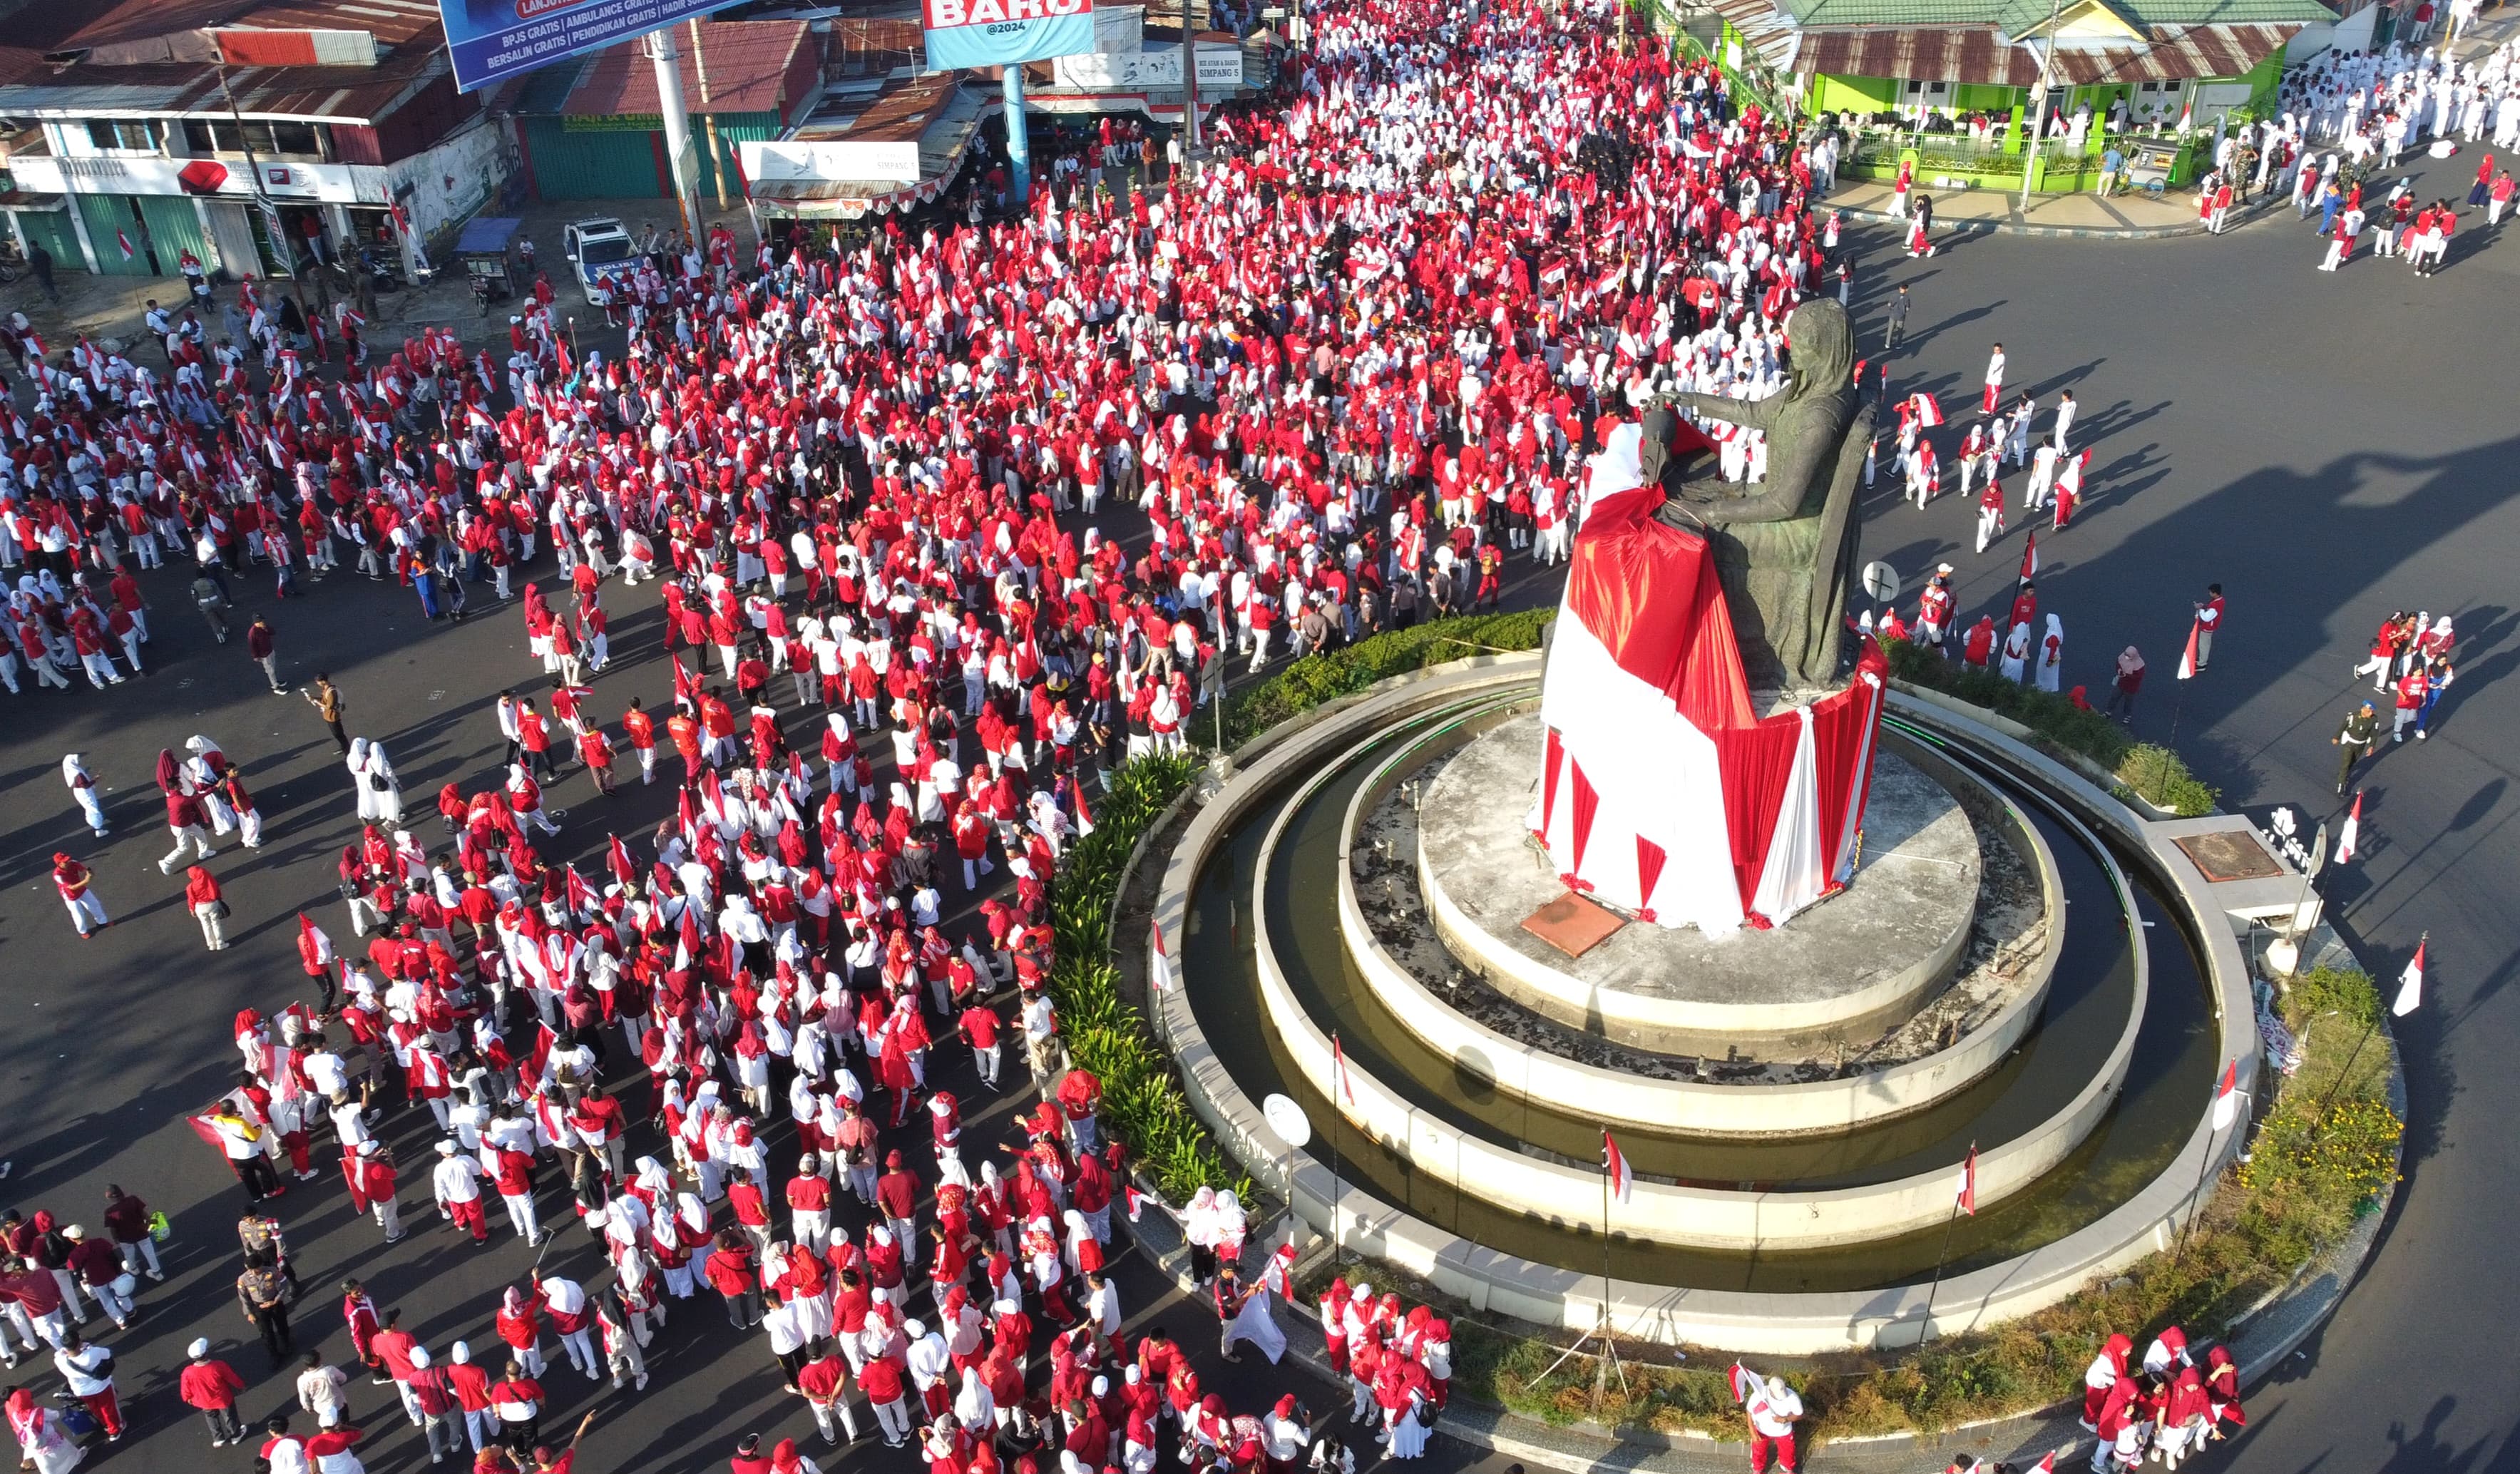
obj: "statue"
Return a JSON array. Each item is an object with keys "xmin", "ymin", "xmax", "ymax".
[{"xmin": 1644, "ymin": 298, "xmax": 1874, "ymax": 690}]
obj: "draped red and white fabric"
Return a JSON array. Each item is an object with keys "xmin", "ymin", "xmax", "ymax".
[{"xmin": 1532, "ymin": 423, "xmax": 1888, "ymax": 934}]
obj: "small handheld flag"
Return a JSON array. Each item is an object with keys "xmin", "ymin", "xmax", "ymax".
[
  {"xmin": 1331, "ymin": 1033, "xmax": 1357, "ymax": 1105},
  {"xmin": 2393, "ymin": 934, "xmax": 2427, "ymax": 1017},
  {"xmin": 2335, "ymin": 791, "xmax": 2362, "ymax": 866},
  {"xmin": 2177, "ymin": 618, "xmax": 2202, "ymax": 680},
  {"xmin": 1603, "ymin": 1130, "xmax": 1634, "ymax": 1204},
  {"xmin": 115, "ymin": 230, "xmax": 135, "ymax": 261},
  {"xmin": 1728, "ymin": 1361, "xmax": 1761, "ymax": 1403},
  {"xmin": 1149, "ymin": 921, "xmax": 1174, "ymax": 993},
  {"xmin": 2210, "ymin": 1058, "xmax": 2242, "ymax": 1131},
  {"xmin": 1955, "ymin": 1142, "xmax": 1979, "ymax": 1216},
  {"xmin": 2019, "ymin": 531, "xmax": 2038, "ymax": 583}
]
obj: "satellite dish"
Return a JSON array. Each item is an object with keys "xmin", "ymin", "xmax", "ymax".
[
  {"xmin": 1262, "ymin": 1093, "xmax": 1312, "ymax": 1148},
  {"xmin": 1862, "ymin": 560, "xmax": 1902, "ymax": 603}
]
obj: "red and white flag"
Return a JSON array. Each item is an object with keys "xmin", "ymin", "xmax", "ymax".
[
  {"xmin": 115, "ymin": 230, "xmax": 135, "ymax": 261},
  {"xmin": 1331, "ymin": 1033, "xmax": 1356, "ymax": 1105},
  {"xmin": 2394, "ymin": 935, "xmax": 2427, "ymax": 1017},
  {"xmin": 1728, "ymin": 1362, "xmax": 1761, "ymax": 1403},
  {"xmin": 2335, "ymin": 791, "xmax": 2362, "ymax": 866},
  {"xmin": 1955, "ymin": 1143, "xmax": 1979, "ymax": 1216},
  {"xmin": 1603, "ymin": 1130, "xmax": 1634, "ymax": 1204},
  {"xmin": 608, "ymin": 833, "xmax": 637, "ymax": 888},
  {"xmin": 1124, "ymin": 1183, "xmax": 1146, "ymax": 1222},
  {"xmin": 1149, "ymin": 921, "xmax": 1174, "ymax": 993},
  {"xmin": 1071, "ymin": 776, "xmax": 1095, "ymax": 837},
  {"xmin": 1911, "ymin": 391, "xmax": 1944, "ymax": 426},
  {"xmin": 2176, "ymin": 618, "xmax": 2202, "ymax": 680},
  {"xmin": 2210, "ymin": 1058, "xmax": 2242, "ymax": 1131},
  {"xmin": 2034, "ymin": 1454, "xmax": 2058, "ymax": 1473},
  {"xmin": 2019, "ymin": 531, "xmax": 2038, "ymax": 583}
]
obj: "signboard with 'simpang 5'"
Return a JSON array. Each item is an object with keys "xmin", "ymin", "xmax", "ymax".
[
  {"xmin": 922, "ymin": 0, "xmax": 1095, "ymax": 71},
  {"xmin": 441, "ymin": 0, "xmax": 747, "ymax": 94}
]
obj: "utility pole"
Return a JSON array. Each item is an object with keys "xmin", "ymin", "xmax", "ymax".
[
  {"xmin": 690, "ymin": 19, "xmax": 729, "ymax": 210},
  {"xmin": 647, "ymin": 28, "xmax": 700, "ymax": 244},
  {"xmin": 212, "ymin": 49, "xmax": 291, "ymax": 277},
  {"xmin": 1181, "ymin": 0, "xmax": 1203, "ymax": 163},
  {"xmin": 2019, "ymin": 0, "xmax": 2064, "ymax": 211}
]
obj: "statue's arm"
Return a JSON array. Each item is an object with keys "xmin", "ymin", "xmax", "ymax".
[
  {"xmin": 1659, "ymin": 389, "xmax": 1785, "ymax": 434},
  {"xmin": 1682, "ymin": 475, "xmax": 1806, "ymax": 523}
]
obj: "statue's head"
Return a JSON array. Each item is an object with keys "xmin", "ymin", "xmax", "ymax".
[{"xmin": 1783, "ymin": 299, "xmax": 1855, "ymax": 402}]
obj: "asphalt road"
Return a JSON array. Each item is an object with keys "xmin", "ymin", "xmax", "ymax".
[{"xmin": 1, "ymin": 146, "xmax": 2514, "ymax": 1474}]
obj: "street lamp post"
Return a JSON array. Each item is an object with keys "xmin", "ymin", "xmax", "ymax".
[{"xmin": 2019, "ymin": 0, "xmax": 2064, "ymax": 212}]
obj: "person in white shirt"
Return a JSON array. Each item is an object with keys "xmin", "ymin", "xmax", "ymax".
[
  {"xmin": 430, "ymin": 1141, "xmax": 488, "ymax": 1244},
  {"xmin": 1745, "ymin": 1376, "xmax": 1803, "ymax": 1474}
]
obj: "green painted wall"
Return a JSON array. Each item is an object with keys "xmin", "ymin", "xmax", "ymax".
[
  {"xmin": 75, "ymin": 194, "xmax": 150, "ymax": 276},
  {"xmin": 521, "ymin": 116, "xmax": 672, "ymax": 200},
  {"xmin": 695, "ymin": 111, "xmax": 779, "ymax": 204},
  {"xmin": 9, "ymin": 208, "xmax": 78, "ymax": 272}
]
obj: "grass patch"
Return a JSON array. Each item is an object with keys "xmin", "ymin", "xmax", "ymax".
[
  {"xmin": 1221, "ymin": 610, "xmax": 1556, "ymax": 750},
  {"xmin": 1883, "ymin": 636, "xmax": 2218, "ymax": 816},
  {"xmin": 1048, "ymin": 752, "xmax": 1246, "ymax": 1202}
]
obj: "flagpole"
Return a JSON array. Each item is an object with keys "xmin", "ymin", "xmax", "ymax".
[
  {"xmin": 2173, "ymin": 1079, "xmax": 2232, "ymax": 1262},
  {"xmin": 1328, "ymin": 1033, "xmax": 1347, "ymax": 1266},
  {"xmin": 1919, "ymin": 1140, "xmax": 1972, "ymax": 1337}
]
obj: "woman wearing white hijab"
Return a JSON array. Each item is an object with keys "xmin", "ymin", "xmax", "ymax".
[
  {"xmin": 1209, "ymin": 1189, "xmax": 1249, "ymax": 1267},
  {"xmin": 2034, "ymin": 614, "xmax": 2064, "ymax": 693},
  {"xmin": 347, "ymin": 737, "xmax": 403, "ymax": 824},
  {"xmin": 186, "ymin": 735, "xmax": 236, "ymax": 833},
  {"xmin": 1183, "ymin": 1185, "xmax": 1219, "ymax": 1284},
  {"xmin": 61, "ymin": 754, "xmax": 106, "ymax": 837},
  {"xmin": 953, "ymin": 1364, "xmax": 995, "ymax": 1435}
]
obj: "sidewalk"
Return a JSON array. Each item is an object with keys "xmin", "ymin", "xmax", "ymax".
[{"xmin": 1825, "ymin": 175, "xmax": 2275, "ymax": 240}]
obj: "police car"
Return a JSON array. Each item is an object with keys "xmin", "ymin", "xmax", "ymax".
[{"xmin": 561, "ymin": 216, "xmax": 638, "ymax": 305}]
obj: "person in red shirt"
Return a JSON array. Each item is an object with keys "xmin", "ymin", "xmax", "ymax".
[
  {"xmin": 858, "ymin": 1350, "xmax": 911, "ymax": 1447},
  {"xmin": 703, "ymin": 1231, "xmax": 762, "ymax": 1329},
  {"xmin": 178, "ymin": 1338, "xmax": 250, "ymax": 1446},
  {"xmin": 531, "ymin": 1410, "xmax": 598, "ymax": 1474},
  {"xmin": 620, "ymin": 697, "xmax": 657, "ymax": 785}
]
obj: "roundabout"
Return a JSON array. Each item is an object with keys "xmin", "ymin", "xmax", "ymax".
[{"xmin": 1142, "ymin": 650, "xmax": 2252, "ymax": 1349}]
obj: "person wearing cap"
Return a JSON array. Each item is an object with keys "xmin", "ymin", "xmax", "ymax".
[
  {"xmin": 1744, "ymin": 1375, "xmax": 1803, "ymax": 1474},
  {"xmin": 406, "ymin": 1344, "xmax": 464, "ymax": 1463},
  {"xmin": 180, "ymin": 1338, "xmax": 250, "ymax": 1445},
  {"xmin": 49, "ymin": 851, "xmax": 107, "ymax": 941},
  {"xmin": 432, "ymin": 1140, "xmax": 490, "ymax": 1246},
  {"xmin": 728, "ymin": 1433, "xmax": 774, "ymax": 1474},
  {"xmin": 785, "ymin": 1155, "xmax": 832, "ymax": 1255},
  {"xmin": 2334, "ymin": 699, "xmax": 2382, "ymax": 794},
  {"xmin": 58, "ymin": 1228, "xmax": 130, "ymax": 1331},
  {"xmin": 238, "ymin": 1249, "xmax": 295, "ymax": 1363},
  {"xmin": 352, "ymin": 1140, "xmax": 404, "ymax": 1242}
]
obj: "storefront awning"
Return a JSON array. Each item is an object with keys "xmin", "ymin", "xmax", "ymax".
[{"xmin": 1799, "ymin": 21, "xmax": 2298, "ymax": 87}]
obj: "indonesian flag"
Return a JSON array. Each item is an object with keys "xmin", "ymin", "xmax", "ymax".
[
  {"xmin": 608, "ymin": 833, "xmax": 637, "ymax": 888},
  {"xmin": 1149, "ymin": 921, "xmax": 1174, "ymax": 993},
  {"xmin": 1956, "ymin": 1142, "xmax": 1979, "ymax": 1216},
  {"xmin": 1331, "ymin": 1033, "xmax": 1356, "ymax": 1106},
  {"xmin": 1124, "ymin": 1183, "xmax": 1146, "ymax": 1222},
  {"xmin": 1911, "ymin": 391, "xmax": 1944, "ymax": 426},
  {"xmin": 1603, "ymin": 1130, "xmax": 1634, "ymax": 1204},
  {"xmin": 1071, "ymin": 777, "xmax": 1095, "ymax": 837},
  {"xmin": 677, "ymin": 784, "xmax": 697, "ymax": 840},
  {"xmin": 2335, "ymin": 791, "xmax": 2362, "ymax": 866},
  {"xmin": 2210, "ymin": 1058, "xmax": 2242, "ymax": 1131},
  {"xmin": 296, "ymin": 912, "xmax": 333, "ymax": 968},
  {"xmin": 2019, "ymin": 531, "xmax": 2037, "ymax": 583},
  {"xmin": 2394, "ymin": 936, "xmax": 2426, "ymax": 1017},
  {"xmin": 1728, "ymin": 1362, "xmax": 1761, "ymax": 1404},
  {"xmin": 2177, "ymin": 618, "xmax": 2202, "ymax": 680},
  {"xmin": 2034, "ymin": 1455, "xmax": 2058, "ymax": 1473},
  {"xmin": 116, "ymin": 230, "xmax": 135, "ymax": 261},
  {"xmin": 2176, "ymin": 97, "xmax": 2195, "ymax": 133},
  {"xmin": 565, "ymin": 864, "xmax": 593, "ymax": 916}
]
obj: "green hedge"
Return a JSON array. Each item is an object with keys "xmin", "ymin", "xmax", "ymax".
[
  {"xmin": 1883, "ymin": 636, "xmax": 2218, "ymax": 816},
  {"xmin": 1046, "ymin": 752, "xmax": 1246, "ymax": 1202},
  {"xmin": 1222, "ymin": 610, "xmax": 1557, "ymax": 750}
]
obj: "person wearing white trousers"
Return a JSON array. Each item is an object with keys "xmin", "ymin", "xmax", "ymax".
[{"xmin": 61, "ymin": 756, "xmax": 106, "ymax": 837}]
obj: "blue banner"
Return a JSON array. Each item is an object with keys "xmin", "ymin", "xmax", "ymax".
[
  {"xmin": 441, "ymin": 0, "xmax": 746, "ymax": 94},
  {"xmin": 921, "ymin": 0, "xmax": 1096, "ymax": 71}
]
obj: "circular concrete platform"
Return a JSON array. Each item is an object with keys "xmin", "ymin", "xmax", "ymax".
[{"xmin": 1418, "ymin": 711, "xmax": 1979, "ymax": 1058}]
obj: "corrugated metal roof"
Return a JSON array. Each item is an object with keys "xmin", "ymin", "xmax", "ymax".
[
  {"xmin": 2048, "ymin": 21, "xmax": 2298, "ymax": 80},
  {"xmin": 1798, "ymin": 18, "xmax": 2297, "ymax": 81},
  {"xmin": 554, "ymin": 19, "xmax": 809, "ymax": 118},
  {"xmin": 1705, "ymin": 0, "xmax": 1803, "ymax": 69},
  {"xmin": 1798, "ymin": 25, "xmax": 2032, "ymax": 83},
  {"xmin": 1787, "ymin": 0, "xmax": 2325, "ymax": 33}
]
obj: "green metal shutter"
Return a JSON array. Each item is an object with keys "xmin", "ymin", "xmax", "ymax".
[
  {"xmin": 134, "ymin": 193, "xmax": 216, "ymax": 279},
  {"xmin": 76, "ymin": 194, "xmax": 152, "ymax": 276},
  {"xmin": 521, "ymin": 116, "xmax": 670, "ymax": 201},
  {"xmin": 10, "ymin": 209, "xmax": 78, "ymax": 273}
]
